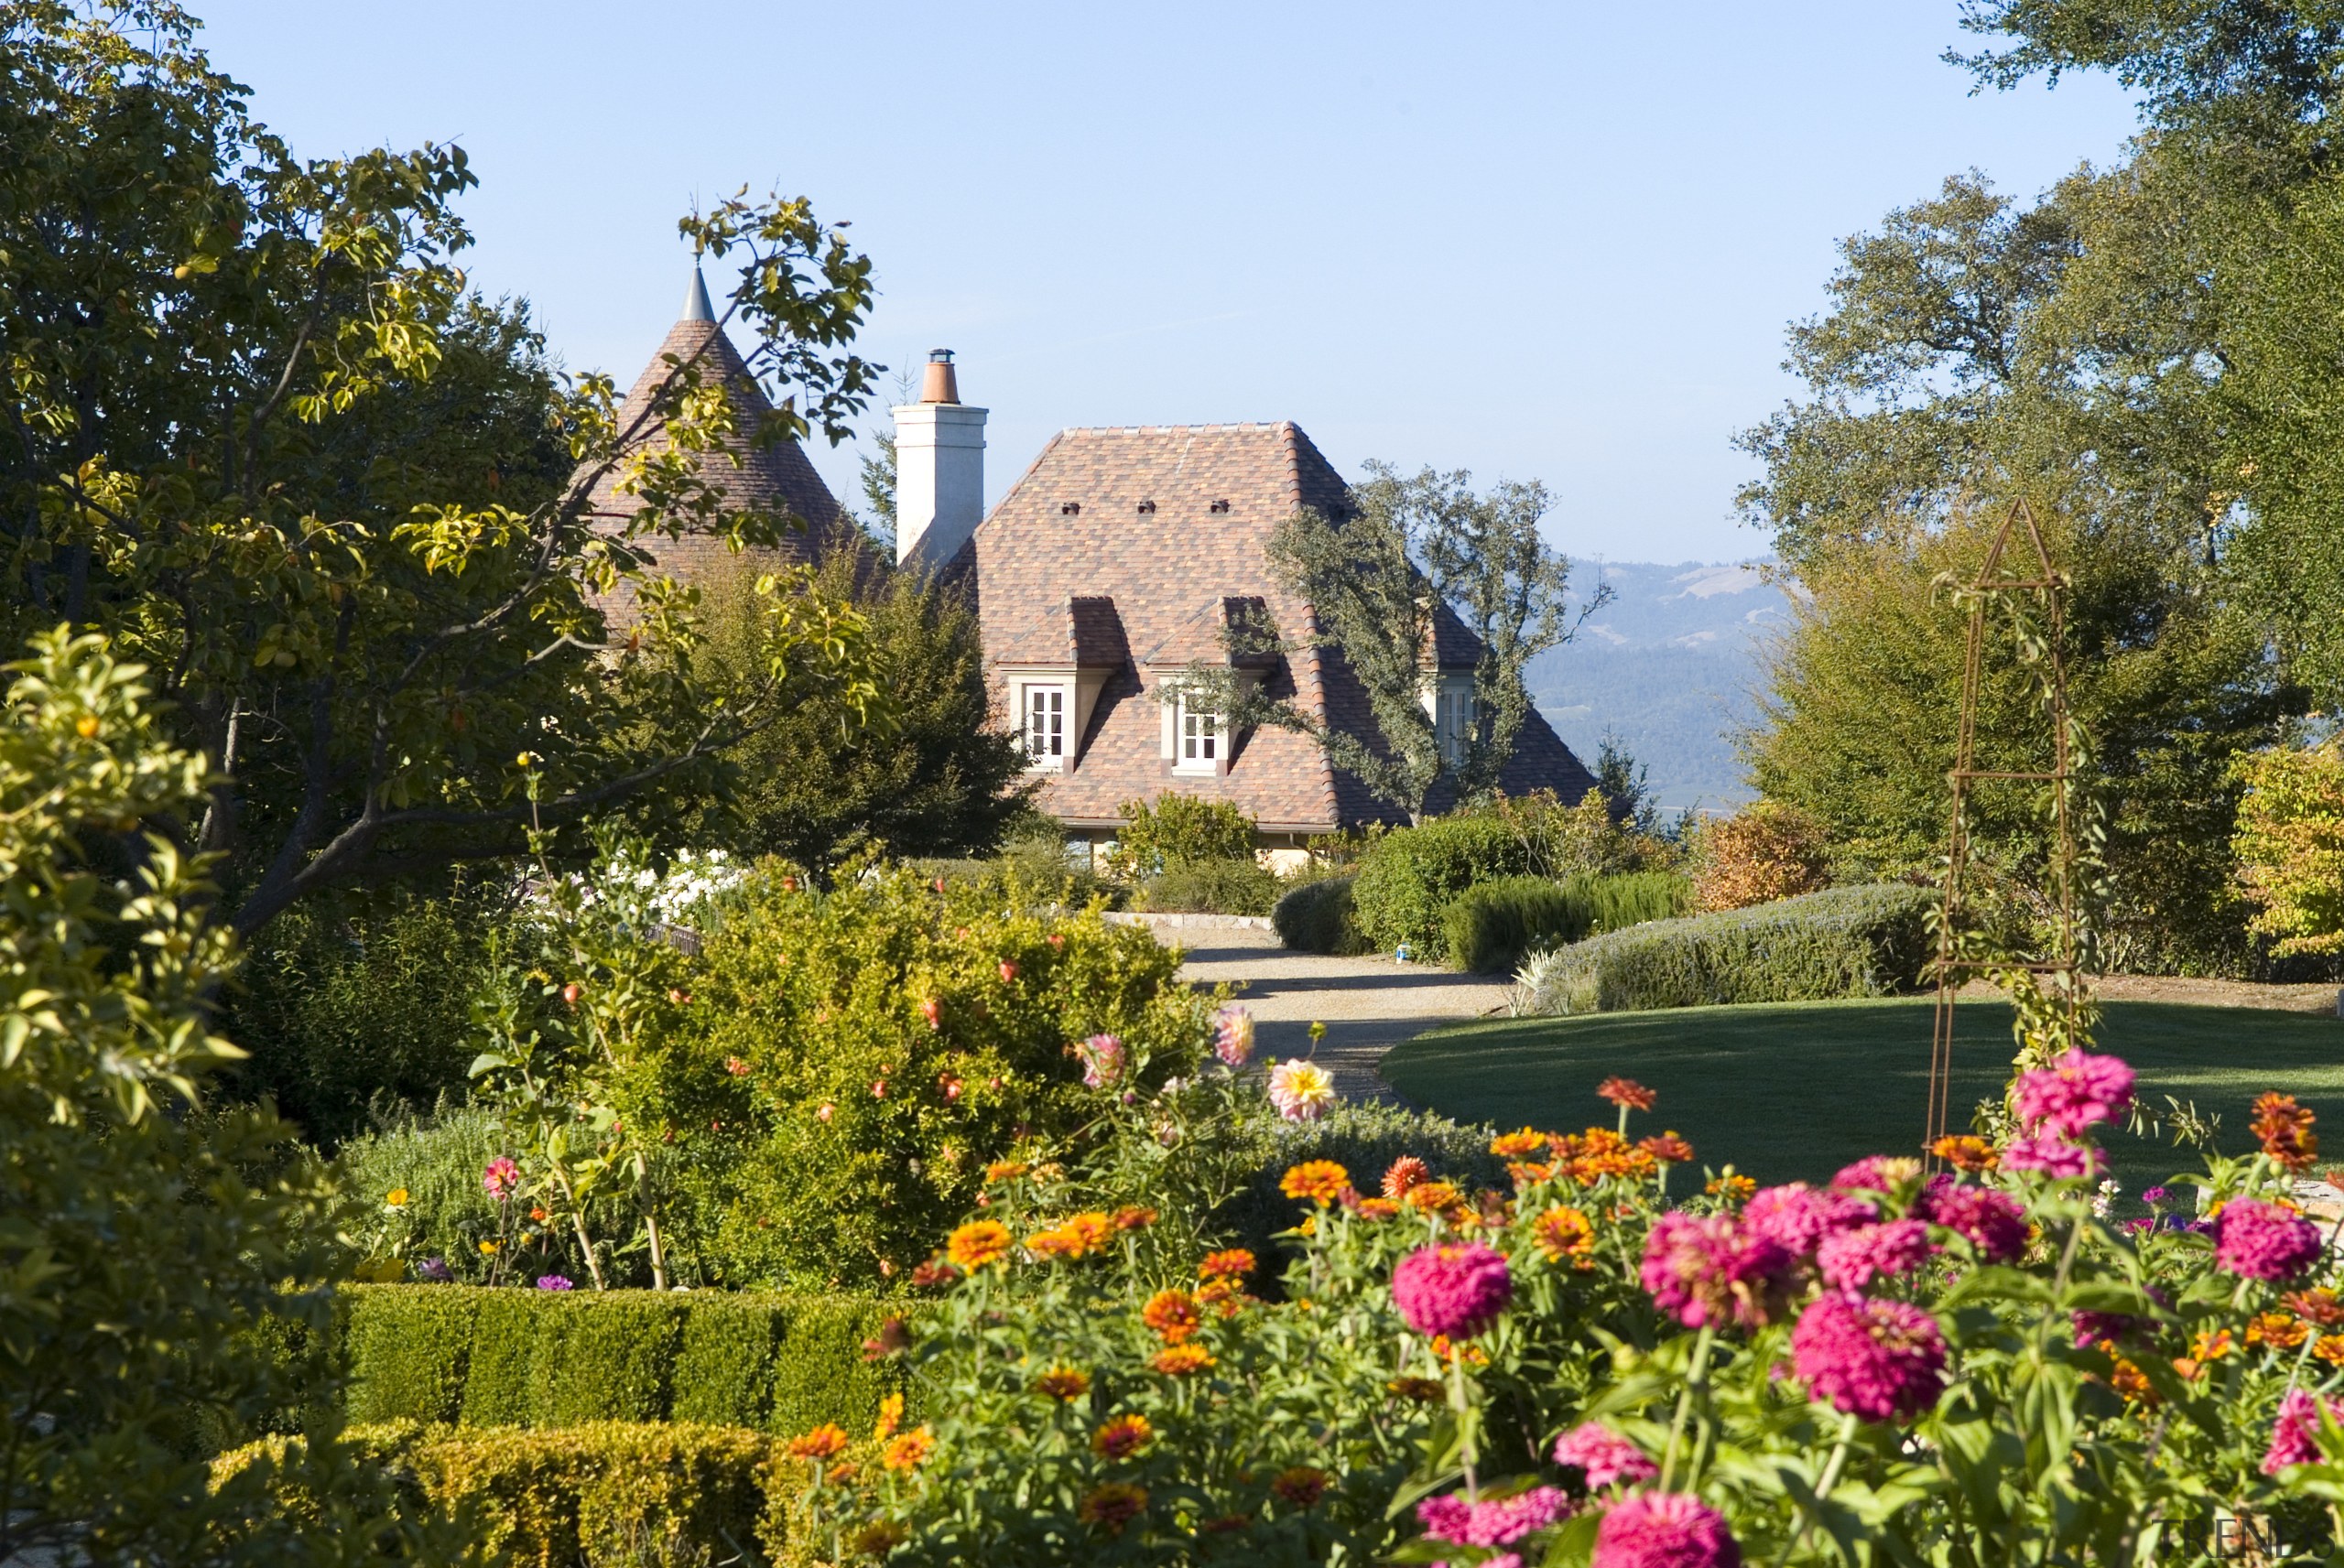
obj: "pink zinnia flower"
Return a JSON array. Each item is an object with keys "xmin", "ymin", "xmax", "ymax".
[
  {"xmin": 1394, "ymin": 1242, "xmax": 1513, "ymax": 1339},
  {"xmin": 1919, "ymin": 1183, "xmax": 2026, "ymax": 1262},
  {"xmin": 1553, "ymin": 1423, "xmax": 1657, "ymax": 1490},
  {"xmin": 1817, "ymin": 1219, "xmax": 1932, "ymax": 1292},
  {"xmin": 1640, "ymin": 1212, "xmax": 1795, "ymax": 1330},
  {"xmin": 2012, "ymin": 1049, "xmax": 2133, "ymax": 1139},
  {"xmin": 1790, "ymin": 1293, "xmax": 1948, "ymax": 1422},
  {"xmin": 1742, "ymin": 1183, "xmax": 1872, "ymax": 1260},
  {"xmin": 1829, "ymin": 1156, "xmax": 1919, "ymax": 1198},
  {"xmin": 535, "ymin": 1274, "xmax": 573, "ymax": 1291},
  {"xmin": 482, "ymin": 1156, "xmax": 520, "ymax": 1200},
  {"xmin": 2000, "ymin": 1134, "xmax": 2093, "ymax": 1180},
  {"xmin": 2263, "ymin": 1387, "xmax": 2339, "ymax": 1474},
  {"xmin": 2215, "ymin": 1198, "xmax": 2324, "ymax": 1281},
  {"xmin": 1076, "ymin": 1033, "xmax": 1125, "ymax": 1089},
  {"xmin": 1591, "ymin": 1492, "xmax": 1740, "ymax": 1568},
  {"xmin": 1213, "ymin": 1006, "xmax": 1254, "ymax": 1067},
  {"xmin": 1416, "ymin": 1487, "xmax": 1569, "ymax": 1547}
]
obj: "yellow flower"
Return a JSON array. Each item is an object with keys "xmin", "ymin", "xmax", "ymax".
[
  {"xmin": 2247, "ymin": 1312, "xmax": 2311, "ymax": 1351},
  {"xmin": 1532, "ymin": 1205, "xmax": 1596, "ymax": 1268},
  {"xmin": 478, "ymin": 1239, "xmax": 500, "ymax": 1256},
  {"xmin": 882, "ymin": 1426, "xmax": 934, "ymax": 1471},
  {"xmin": 1036, "ymin": 1367, "xmax": 1091, "ymax": 1400},
  {"xmin": 385, "ymin": 1188, "xmax": 409, "ymax": 1209},
  {"xmin": 946, "ymin": 1219, "xmax": 1012, "ymax": 1271},
  {"xmin": 1091, "ymin": 1412, "xmax": 1154, "ymax": 1459},
  {"xmin": 1279, "ymin": 1160, "xmax": 1351, "ymax": 1205},
  {"xmin": 1149, "ymin": 1343, "xmax": 1215, "ymax": 1376},
  {"xmin": 1706, "ymin": 1173, "xmax": 1756, "ymax": 1203},
  {"xmin": 1490, "ymin": 1128, "xmax": 1547, "ymax": 1159},
  {"xmin": 874, "ymin": 1391, "xmax": 905, "ymax": 1441}
]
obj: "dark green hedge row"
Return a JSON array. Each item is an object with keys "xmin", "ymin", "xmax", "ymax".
[
  {"xmin": 1272, "ymin": 874, "xmax": 1369, "ymax": 954},
  {"xmin": 342, "ymin": 1285, "xmax": 917, "ymax": 1435},
  {"xmin": 1516, "ymin": 883, "xmax": 1936, "ymax": 1014},
  {"xmin": 1442, "ymin": 871, "xmax": 1694, "ymax": 973}
]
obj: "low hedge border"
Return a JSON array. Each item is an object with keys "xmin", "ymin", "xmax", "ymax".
[
  {"xmin": 342, "ymin": 1285, "xmax": 918, "ymax": 1435},
  {"xmin": 1515, "ymin": 882, "xmax": 1936, "ymax": 1014}
]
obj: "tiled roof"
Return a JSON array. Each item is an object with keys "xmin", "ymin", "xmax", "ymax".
[
  {"xmin": 581, "ymin": 314, "xmax": 846, "ymax": 621},
  {"xmin": 971, "ymin": 422, "xmax": 1594, "ymax": 833}
]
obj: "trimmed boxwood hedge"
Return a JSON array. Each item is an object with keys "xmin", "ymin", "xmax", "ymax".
[
  {"xmin": 1442, "ymin": 871, "xmax": 1695, "ymax": 973},
  {"xmin": 1515, "ymin": 882, "xmax": 1936, "ymax": 1014},
  {"xmin": 342, "ymin": 1285, "xmax": 916, "ymax": 1435}
]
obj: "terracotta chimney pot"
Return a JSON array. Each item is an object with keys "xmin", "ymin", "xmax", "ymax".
[{"xmin": 920, "ymin": 348, "xmax": 960, "ymax": 405}]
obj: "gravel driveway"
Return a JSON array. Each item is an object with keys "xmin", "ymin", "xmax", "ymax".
[{"xmin": 1161, "ymin": 925, "xmax": 1514, "ymax": 1104}]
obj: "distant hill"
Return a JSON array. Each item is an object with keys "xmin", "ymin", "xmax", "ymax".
[{"xmin": 1525, "ymin": 560, "xmax": 1789, "ymax": 814}]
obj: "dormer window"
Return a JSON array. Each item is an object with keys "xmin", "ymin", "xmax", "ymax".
[
  {"xmin": 1023, "ymin": 683, "xmax": 1069, "ymax": 770},
  {"xmin": 1427, "ymin": 676, "xmax": 1474, "ymax": 766},
  {"xmin": 1173, "ymin": 689, "xmax": 1224, "ymax": 776}
]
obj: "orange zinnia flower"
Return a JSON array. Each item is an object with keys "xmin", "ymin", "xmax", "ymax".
[
  {"xmin": 2292, "ymin": 1288, "xmax": 2344, "ymax": 1327},
  {"xmin": 2248, "ymin": 1312, "xmax": 2311, "ymax": 1350},
  {"xmin": 1199, "ymin": 1249, "xmax": 1256, "ymax": 1281},
  {"xmin": 1930, "ymin": 1134, "xmax": 1999, "ymax": 1173},
  {"xmin": 2317, "ymin": 1336, "xmax": 2344, "ymax": 1366},
  {"xmin": 1092, "ymin": 1412, "xmax": 1155, "ymax": 1459},
  {"xmin": 1198, "ymin": 1278, "xmax": 1246, "ymax": 1316},
  {"xmin": 1597, "ymin": 1076, "xmax": 1657, "ymax": 1112},
  {"xmin": 1357, "ymin": 1197, "xmax": 1399, "ymax": 1219},
  {"xmin": 1532, "ymin": 1205, "xmax": 1597, "ymax": 1267},
  {"xmin": 1036, "ymin": 1366, "xmax": 1091, "ymax": 1400},
  {"xmin": 1382, "ymin": 1156, "xmax": 1430, "ymax": 1200},
  {"xmin": 1405, "ymin": 1180, "xmax": 1468, "ymax": 1218},
  {"xmin": 1150, "ymin": 1343, "xmax": 1215, "ymax": 1376},
  {"xmin": 1706, "ymin": 1173, "xmax": 1755, "ymax": 1203},
  {"xmin": 1279, "ymin": 1160, "xmax": 1351, "ymax": 1205},
  {"xmin": 882, "ymin": 1427, "xmax": 935, "ymax": 1471},
  {"xmin": 1490, "ymin": 1128, "xmax": 1547, "ymax": 1159},
  {"xmin": 983, "ymin": 1160, "xmax": 1029, "ymax": 1184},
  {"xmin": 787, "ymin": 1423, "xmax": 850, "ymax": 1461},
  {"xmin": 1386, "ymin": 1376, "xmax": 1445, "ymax": 1400},
  {"xmin": 1112, "ymin": 1206, "xmax": 1158, "ymax": 1230},
  {"xmin": 1638, "ymin": 1131, "xmax": 1694, "ymax": 1165},
  {"xmin": 1142, "ymin": 1288, "xmax": 1202, "ymax": 1344},
  {"xmin": 2253, "ymin": 1092, "xmax": 2319, "ymax": 1173},
  {"xmin": 1078, "ymin": 1482, "xmax": 1149, "ymax": 1533},
  {"xmin": 946, "ymin": 1219, "xmax": 1012, "ymax": 1271}
]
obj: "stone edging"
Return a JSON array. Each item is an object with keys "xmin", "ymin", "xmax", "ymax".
[{"xmin": 1102, "ymin": 911, "xmax": 1276, "ymax": 932}]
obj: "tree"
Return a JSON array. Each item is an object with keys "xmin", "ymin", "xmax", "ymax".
[
  {"xmin": 2, "ymin": 3, "xmax": 883, "ymax": 937},
  {"xmin": 1195, "ymin": 461, "xmax": 1599, "ymax": 824},
  {"xmin": 679, "ymin": 548, "xmax": 1033, "ymax": 870},
  {"xmin": 2230, "ymin": 740, "xmax": 2344, "ymax": 958},
  {"xmin": 1592, "ymin": 729, "xmax": 1662, "ymax": 835},
  {"xmin": 1, "ymin": 628, "xmax": 429, "ymax": 1565}
]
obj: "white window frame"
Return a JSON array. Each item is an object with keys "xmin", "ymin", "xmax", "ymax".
[
  {"xmin": 1427, "ymin": 676, "xmax": 1473, "ymax": 767},
  {"xmin": 1021, "ymin": 682, "xmax": 1069, "ymax": 771},
  {"xmin": 1172, "ymin": 689, "xmax": 1224, "ymax": 776}
]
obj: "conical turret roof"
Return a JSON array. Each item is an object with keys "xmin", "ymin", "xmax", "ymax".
[{"xmin": 582, "ymin": 270, "xmax": 847, "ymax": 618}]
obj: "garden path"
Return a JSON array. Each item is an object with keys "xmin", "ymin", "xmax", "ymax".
[{"xmin": 1164, "ymin": 925, "xmax": 1513, "ymax": 1105}]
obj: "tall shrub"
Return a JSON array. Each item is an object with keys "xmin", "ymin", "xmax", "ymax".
[
  {"xmin": 1350, "ymin": 813, "xmax": 1529, "ymax": 954},
  {"xmin": 1691, "ymin": 800, "xmax": 1830, "ymax": 912},
  {"xmin": 2232, "ymin": 741, "xmax": 2344, "ymax": 957},
  {"xmin": 1106, "ymin": 795, "xmax": 1259, "ymax": 878},
  {"xmin": 1442, "ymin": 871, "xmax": 1695, "ymax": 972}
]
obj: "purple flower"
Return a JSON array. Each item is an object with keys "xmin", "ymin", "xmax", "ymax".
[
  {"xmin": 2011, "ymin": 1050, "xmax": 2133, "ymax": 1139},
  {"xmin": 482, "ymin": 1156, "xmax": 521, "ymax": 1200},
  {"xmin": 1553, "ymin": 1423, "xmax": 1657, "ymax": 1490},
  {"xmin": 1790, "ymin": 1293, "xmax": 1948, "ymax": 1423},
  {"xmin": 2000, "ymin": 1134, "xmax": 2093, "ymax": 1180},
  {"xmin": 2215, "ymin": 1198, "xmax": 2324, "ymax": 1281},
  {"xmin": 1394, "ymin": 1242, "xmax": 1514, "ymax": 1339},
  {"xmin": 1416, "ymin": 1487, "xmax": 1570, "ymax": 1547},
  {"xmin": 2071, "ymin": 1289, "xmax": 2166, "ymax": 1348},
  {"xmin": 1919, "ymin": 1183, "xmax": 2027, "ymax": 1262},
  {"xmin": 536, "ymin": 1274, "xmax": 574, "ymax": 1291},
  {"xmin": 1640, "ymin": 1212, "xmax": 1796, "ymax": 1330},
  {"xmin": 2140, "ymin": 1186, "xmax": 2170, "ymax": 1206},
  {"xmin": 1212, "ymin": 1006, "xmax": 1254, "ymax": 1068},
  {"xmin": 1742, "ymin": 1183, "xmax": 1872, "ymax": 1260},
  {"xmin": 416, "ymin": 1256, "xmax": 454, "ymax": 1282},
  {"xmin": 1817, "ymin": 1219, "xmax": 1933, "ymax": 1292},
  {"xmin": 1591, "ymin": 1492, "xmax": 1740, "ymax": 1568},
  {"xmin": 2263, "ymin": 1387, "xmax": 2339, "ymax": 1475}
]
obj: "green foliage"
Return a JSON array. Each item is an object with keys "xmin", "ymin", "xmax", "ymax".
[
  {"xmin": 1137, "ymin": 859, "xmax": 1282, "ymax": 915},
  {"xmin": 216, "ymin": 1420, "xmax": 788, "ymax": 1568},
  {"xmin": 340, "ymin": 1285, "xmax": 913, "ymax": 1436},
  {"xmin": 1441, "ymin": 871, "xmax": 1694, "ymax": 973},
  {"xmin": 1270, "ymin": 872, "xmax": 1369, "ymax": 954},
  {"xmin": 641, "ymin": 863, "xmax": 1210, "ymax": 1288},
  {"xmin": 2230, "ymin": 740, "xmax": 2344, "ymax": 957},
  {"xmin": 0, "ymin": 3, "xmax": 884, "ymax": 935},
  {"xmin": 1350, "ymin": 813, "xmax": 1530, "ymax": 955},
  {"xmin": 0, "ymin": 628, "xmax": 425, "ymax": 1564},
  {"xmin": 1515, "ymin": 882, "xmax": 1937, "ymax": 1014},
  {"xmin": 683, "ymin": 552, "xmax": 1034, "ymax": 871},
  {"xmin": 912, "ymin": 818, "xmax": 1125, "ymax": 911},
  {"xmin": 1106, "ymin": 794, "xmax": 1259, "ymax": 877},
  {"xmin": 224, "ymin": 886, "xmax": 503, "ymax": 1146},
  {"xmin": 333, "ymin": 1102, "xmax": 511, "ymax": 1282}
]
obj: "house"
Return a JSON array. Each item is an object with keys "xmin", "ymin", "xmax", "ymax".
[
  {"xmin": 891, "ymin": 352, "xmax": 1599, "ymax": 865},
  {"xmin": 583, "ymin": 269, "xmax": 852, "ymax": 622}
]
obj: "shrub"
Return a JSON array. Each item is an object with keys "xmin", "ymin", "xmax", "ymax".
[
  {"xmin": 1444, "ymin": 871, "xmax": 1698, "ymax": 973},
  {"xmin": 340, "ymin": 1285, "xmax": 914, "ymax": 1436},
  {"xmin": 215, "ymin": 1421, "xmax": 787, "ymax": 1568},
  {"xmin": 1350, "ymin": 812, "xmax": 1529, "ymax": 954},
  {"xmin": 1514, "ymin": 882, "xmax": 1935, "ymax": 1014},
  {"xmin": 1691, "ymin": 799, "xmax": 1831, "ymax": 912},
  {"xmin": 1105, "ymin": 794, "xmax": 1258, "ymax": 878},
  {"xmin": 333, "ymin": 1101, "xmax": 514, "ymax": 1283},
  {"xmin": 2232, "ymin": 741, "xmax": 2344, "ymax": 957},
  {"xmin": 1272, "ymin": 873, "xmax": 1368, "ymax": 954},
  {"xmin": 1138, "ymin": 857, "xmax": 1281, "ymax": 915},
  {"xmin": 644, "ymin": 863, "xmax": 1212, "ymax": 1288}
]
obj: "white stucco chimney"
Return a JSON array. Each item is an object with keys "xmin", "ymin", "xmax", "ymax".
[{"xmin": 894, "ymin": 350, "xmax": 987, "ymax": 573}]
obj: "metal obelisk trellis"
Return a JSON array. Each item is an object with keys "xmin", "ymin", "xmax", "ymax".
[{"xmin": 1924, "ymin": 498, "xmax": 2088, "ymax": 1157}]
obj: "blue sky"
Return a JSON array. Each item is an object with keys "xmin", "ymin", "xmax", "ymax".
[{"xmin": 196, "ymin": 2, "xmax": 2140, "ymax": 564}]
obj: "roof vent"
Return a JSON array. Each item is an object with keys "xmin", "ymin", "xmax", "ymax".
[
  {"xmin": 1210, "ymin": 498, "xmax": 1231, "ymax": 514},
  {"xmin": 1060, "ymin": 501, "xmax": 1081, "ymax": 516},
  {"xmin": 1136, "ymin": 499, "xmax": 1156, "ymax": 515}
]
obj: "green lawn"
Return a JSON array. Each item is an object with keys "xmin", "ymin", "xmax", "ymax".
[{"xmin": 1380, "ymin": 999, "xmax": 2344, "ymax": 1199}]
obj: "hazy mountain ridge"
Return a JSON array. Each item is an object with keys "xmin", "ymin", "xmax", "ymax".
[{"xmin": 1527, "ymin": 559, "xmax": 1789, "ymax": 813}]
